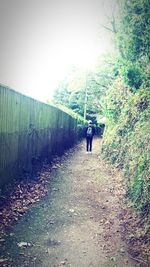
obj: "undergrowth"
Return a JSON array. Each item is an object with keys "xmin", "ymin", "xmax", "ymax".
[{"xmin": 102, "ymin": 78, "xmax": 150, "ymax": 214}]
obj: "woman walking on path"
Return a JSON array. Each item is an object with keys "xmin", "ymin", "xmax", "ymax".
[{"xmin": 85, "ymin": 120, "xmax": 95, "ymax": 153}]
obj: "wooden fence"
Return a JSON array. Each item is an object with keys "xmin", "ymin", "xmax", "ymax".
[{"xmin": 0, "ymin": 85, "xmax": 83, "ymax": 192}]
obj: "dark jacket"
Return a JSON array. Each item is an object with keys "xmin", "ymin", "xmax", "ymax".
[{"xmin": 85, "ymin": 125, "xmax": 95, "ymax": 138}]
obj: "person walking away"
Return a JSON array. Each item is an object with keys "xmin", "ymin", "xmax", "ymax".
[{"xmin": 85, "ymin": 121, "xmax": 95, "ymax": 153}]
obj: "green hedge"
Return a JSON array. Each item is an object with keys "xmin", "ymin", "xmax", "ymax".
[{"xmin": 102, "ymin": 78, "xmax": 150, "ymax": 213}]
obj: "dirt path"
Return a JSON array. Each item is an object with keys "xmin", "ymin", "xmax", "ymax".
[{"xmin": 0, "ymin": 138, "xmax": 138, "ymax": 267}]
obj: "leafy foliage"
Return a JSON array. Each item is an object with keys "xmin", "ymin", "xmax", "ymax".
[
  {"xmin": 53, "ymin": 55, "xmax": 118, "ymax": 120},
  {"xmin": 47, "ymin": 99, "xmax": 85, "ymax": 124},
  {"xmin": 116, "ymin": 0, "xmax": 150, "ymax": 90},
  {"xmin": 120, "ymin": 62, "xmax": 143, "ymax": 90},
  {"xmin": 118, "ymin": 0, "xmax": 150, "ymax": 62},
  {"xmin": 102, "ymin": 0, "xmax": 150, "ymax": 213}
]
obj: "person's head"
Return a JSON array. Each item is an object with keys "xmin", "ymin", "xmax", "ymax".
[{"xmin": 88, "ymin": 120, "xmax": 92, "ymax": 126}]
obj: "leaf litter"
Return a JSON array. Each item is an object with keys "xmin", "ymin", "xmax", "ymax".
[{"xmin": 0, "ymin": 140, "xmax": 149, "ymax": 266}]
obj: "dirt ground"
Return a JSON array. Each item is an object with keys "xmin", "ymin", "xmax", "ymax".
[{"xmin": 0, "ymin": 138, "xmax": 144, "ymax": 267}]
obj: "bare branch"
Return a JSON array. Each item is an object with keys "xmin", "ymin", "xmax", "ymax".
[
  {"xmin": 111, "ymin": 15, "xmax": 117, "ymax": 33},
  {"xmin": 90, "ymin": 80, "xmax": 109, "ymax": 89},
  {"xmin": 99, "ymin": 23, "xmax": 115, "ymax": 33}
]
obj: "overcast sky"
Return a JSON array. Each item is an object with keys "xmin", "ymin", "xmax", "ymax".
[{"xmin": 0, "ymin": 0, "xmax": 116, "ymax": 101}]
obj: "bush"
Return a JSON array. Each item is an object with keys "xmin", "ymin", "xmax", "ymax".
[{"xmin": 102, "ymin": 77, "xmax": 150, "ymax": 212}]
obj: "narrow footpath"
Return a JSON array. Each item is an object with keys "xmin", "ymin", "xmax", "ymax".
[{"xmin": 1, "ymin": 138, "xmax": 138, "ymax": 267}]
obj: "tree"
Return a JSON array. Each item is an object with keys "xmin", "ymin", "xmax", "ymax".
[
  {"xmin": 101, "ymin": 0, "xmax": 150, "ymax": 220},
  {"xmin": 99, "ymin": 0, "xmax": 120, "ymax": 34},
  {"xmin": 116, "ymin": 0, "xmax": 150, "ymax": 90},
  {"xmin": 52, "ymin": 54, "xmax": 118, "ymax": 119},
  {"xmin": 118, "ymin": 0, "xmax": 150, "ymax": 62}
]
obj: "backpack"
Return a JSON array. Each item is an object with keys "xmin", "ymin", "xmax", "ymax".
[{"xmin": 86, "ymin": 126, "xmax": 93, "ymax": 137}]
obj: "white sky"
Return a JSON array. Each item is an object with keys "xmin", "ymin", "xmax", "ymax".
[{"xmin": 0, "ymin": 0, "xmax": 116, "ymax": 102}]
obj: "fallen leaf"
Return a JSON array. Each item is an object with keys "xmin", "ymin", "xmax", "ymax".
[
  {"xmin": 120, "ymin": 247, "xmax": 125, "ymax": 254},
  {"xmin": 0, "ymin": 258, "xmax": 8, "ymax": 263},
  {"xmin": 110, "ymin": 256, "xmax": 116, "ymax": 262},
  {"xmin": 69, "ymin": 209, "xmax": 75, "ymax": 213},
  {"xmin": 17, "ymin": 242, "xmax": 32, "ymax": 248}
]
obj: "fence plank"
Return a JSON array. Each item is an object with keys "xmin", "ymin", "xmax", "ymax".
[{"xmin": 0, "ymin": 85, "xmax": 83, "ymax": 192}]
